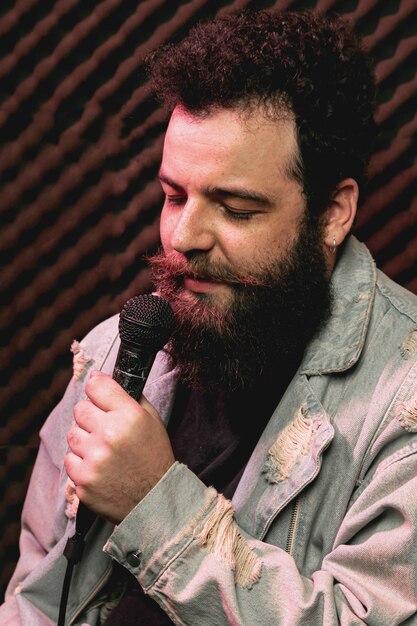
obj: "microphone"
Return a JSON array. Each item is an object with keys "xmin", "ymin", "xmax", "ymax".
[
  {"xmin": 113, "ymin": 294, "xmax": 175, "ymax": 401},
  {"xmin": 59, "ymin": 295, "xmax": 174, "ymax": 625}
]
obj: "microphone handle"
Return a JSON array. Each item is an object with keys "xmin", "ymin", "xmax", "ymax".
[{"xmin": 112, "ymin": 341, "xmax": 157, "ymax": 401}]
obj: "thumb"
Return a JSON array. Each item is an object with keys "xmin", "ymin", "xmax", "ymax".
[{"xmin": 86, "ymin": 371, "xmax": 135, "ymax": 412}]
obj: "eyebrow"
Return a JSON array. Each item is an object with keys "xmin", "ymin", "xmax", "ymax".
[
  {"xmin": 158, "ymin": 171, "xmax": 273, "ymax": 207},
  {"xmin": 158, "ymin": 173, "xmax": 183, "ymax": 192}
]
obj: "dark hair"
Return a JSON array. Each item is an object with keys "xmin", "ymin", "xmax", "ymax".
[{"xmin": 147, "ymin": 10, "xmax": 377, "ymax": 216}]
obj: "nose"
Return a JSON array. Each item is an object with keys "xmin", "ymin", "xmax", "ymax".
[{"xmin": 167, "ymin": 198, "xmax": 216, "ymax": 254}]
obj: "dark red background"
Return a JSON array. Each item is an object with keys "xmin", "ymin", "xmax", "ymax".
[{"xmin": 0, "ymin": 0, "xmax": 416, "ymax": 599}]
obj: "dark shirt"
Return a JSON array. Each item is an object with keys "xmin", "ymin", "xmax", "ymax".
[{"xmin": 104, "ymin": 373, "xmax": 288, "ymax": 625}]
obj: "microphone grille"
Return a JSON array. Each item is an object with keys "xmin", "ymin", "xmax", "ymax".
[{"xmin": 119, "ymin": 294, "xmax": 174, "ymax": 350}]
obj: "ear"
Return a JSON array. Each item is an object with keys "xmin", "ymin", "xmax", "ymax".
[{"xmin": 323, "ymin": 178, "xmax": 359, "ymax": 252}]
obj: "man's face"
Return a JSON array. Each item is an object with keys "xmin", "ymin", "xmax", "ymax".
[
  {"xmin": 152, "ymin": 105, "xmax": 331, "ymax": 390},
  {"xmin": 159, "ymin": 106, "xmax": 308, "ymax": 309}
]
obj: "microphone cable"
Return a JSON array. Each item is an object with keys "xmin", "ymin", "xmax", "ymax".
[{"xmin": 58, "ymin": 504, "xmax": 96, "ymax": 626}]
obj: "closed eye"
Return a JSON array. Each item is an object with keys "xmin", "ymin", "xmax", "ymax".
[
  {"xmin": 222, "ymin": 205, "xmax": 258, "ymax": 221},
  {"xmin": 165, "ymin": 194, "xmax": 186, "ymax": 206}
]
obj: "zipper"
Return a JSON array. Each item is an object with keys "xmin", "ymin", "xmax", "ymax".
[
  {"xmin": 285, "ymin": 496, "xmax": 301, "ymax": 555},
  {"xmin": 67, "ymin": 562, "xmax": 113, "ymax": 626}
]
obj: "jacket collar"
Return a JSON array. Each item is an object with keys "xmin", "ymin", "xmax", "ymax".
[
  {"xmin": 144, "ymin": 350, "xmax": 178, "ymax": 425},
  {"xmin": 300, "ymin": 236, "xmax": 376, "ymax": 376}
]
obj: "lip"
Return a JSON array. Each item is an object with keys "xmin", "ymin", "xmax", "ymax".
[{"xmin": 183, "ymin": 276, "xmax": 225, "ymax": 293}]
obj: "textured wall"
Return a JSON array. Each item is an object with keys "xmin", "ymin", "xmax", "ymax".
[{"xmin": 0, "ymin": 0, "xmax": 416, "ymax": 599}]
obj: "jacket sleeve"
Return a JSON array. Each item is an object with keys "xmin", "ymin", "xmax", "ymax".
[
  {"xmin": 0, "ymin": 317, "xmax": 119, "ymax": 625},
  {"xmin": 105, "ymin": 444, "xmax": 417, "ymax": 626},
  {"xmin": 0, "ymin": 397, "xmax": 73, "ymax": 625}
]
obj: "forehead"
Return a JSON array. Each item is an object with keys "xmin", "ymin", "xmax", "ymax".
[{"xmin": 162, "ymin": 105, "xmax": 298, "ymax": 186}]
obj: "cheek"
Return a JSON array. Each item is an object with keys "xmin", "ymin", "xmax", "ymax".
[
  {"xmin": 222, "ymin": 229, "xmax": 293, "ymax": 276},
  {"xmin": 221, "ymin": 229, "xmax": 277, "ymax": 263}
]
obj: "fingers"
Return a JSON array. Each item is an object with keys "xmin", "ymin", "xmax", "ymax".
[
  {"xmin": 67, "ymin": 423, "xmax": 89, "ymax": 458},
  {"xmin": 64, "ymin": 450, "xmax": 84, "ymax": 485},
  {"xmin": 85, "ymin": 372, "xmax": 160, "ymax": 424},
  {"xmin": 64, "ymin": 452, "xmax": 94, "ymax": 507},
  {"xmin": 85, "ymin": 371, "xmax": 137, "ymax": 413},
  {"xmin": 73, "ymin": 399, "xmax": 102, "ymax": 432}
]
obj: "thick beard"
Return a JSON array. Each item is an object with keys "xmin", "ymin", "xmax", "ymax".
[{"xmin": 149, "ymin": 215, "xmax": 332, "ymax": 392}]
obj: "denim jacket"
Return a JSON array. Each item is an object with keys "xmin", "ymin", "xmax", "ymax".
[{"xmin": 2, "ymin": 236, "xmax": 417, "ymax": 625}]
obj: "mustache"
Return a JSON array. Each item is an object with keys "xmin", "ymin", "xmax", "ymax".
[{"xmin": 147, "ymin": 249, "xmax": 265, "ymax": 287}]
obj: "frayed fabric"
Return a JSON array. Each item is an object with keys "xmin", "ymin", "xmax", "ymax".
[
  {"xmin": 176, "ymin": 487, "xmax": 218, "ymax": 545},
  {"xmin": 64, "ymin": 477, "xmax": 79, "ymax": 519},
  {"xmin": 263, "ymin": 405, "xmax": 315, "ymax": 482},
  {"xmin": 71, "ymin": 340, "xmax": 93, "ymax": 381},
  {"xmin": 194, "ymin": 495, "xmax": 262, "ymax": 589},
  {"xmin": 400, "ymin": 329, "xmax": 417, "ymax": 360},
  {"xmin": 395, "ymin": 398, "xmax": 417, "ymax": 433}
]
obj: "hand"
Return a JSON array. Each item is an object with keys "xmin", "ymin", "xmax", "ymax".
[{"xmin": 64, "ymin": 371, "xmax": 175, "ymax": 524}]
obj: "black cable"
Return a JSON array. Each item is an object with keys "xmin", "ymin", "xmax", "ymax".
[
  {"xmin": 57, "ymin": 561, "xmax": 74, "ymax": 626},
  {"xmin": 57, "ymin": 506, "xmax": 96, "ymax": 625}
]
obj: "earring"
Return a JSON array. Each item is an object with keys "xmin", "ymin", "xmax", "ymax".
[{"xmin": 329, "ymin": 236, "xmax": 337, "ymax": 254}]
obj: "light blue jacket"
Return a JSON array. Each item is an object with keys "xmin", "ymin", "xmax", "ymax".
[{"xmin": 2, "ymin": 237, "xmax": 417, "ymax": 625}]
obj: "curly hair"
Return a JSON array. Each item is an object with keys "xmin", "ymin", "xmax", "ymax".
[{"xmin": 147, "ymin": 10, "xmax": 377, "ymax": 216}]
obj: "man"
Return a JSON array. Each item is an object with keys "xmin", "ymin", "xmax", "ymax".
[{"xmin": 2, "ymin": 9, "xmax": 417, "ymax": 625}]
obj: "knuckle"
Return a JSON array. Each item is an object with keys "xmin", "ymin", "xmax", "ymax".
[
  {"xmin": 89, "ymin": 448, "xmax": 105, "ymax": 469},
  {"xmin": 101, "ymin": 431, "xmax": 117, "ymax": 453}
]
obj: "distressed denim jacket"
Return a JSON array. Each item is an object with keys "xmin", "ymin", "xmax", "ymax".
[{"xmin": 2, "ymin": 236, "xmax": 417, "ymax": 625}]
